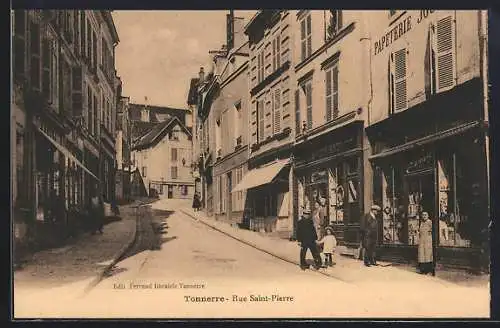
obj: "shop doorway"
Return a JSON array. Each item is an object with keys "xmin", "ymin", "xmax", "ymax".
[{"xmin": 405, "ymin": 171, "xmax": 435, "ymax": 245}]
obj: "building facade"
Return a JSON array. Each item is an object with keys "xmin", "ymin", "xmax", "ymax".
[
  {"xmin": 291, "ymin": 10, "xmax": 373, "ymax": 249},
  {"xmin": 187, "ymin": 77, "xmax": 201, "ymax": 194},
  {"xmin": 12, "ymin": 10, "xmax": 120, "ymax": 250},
  {"xmin": 365, "ymin": 10, "xmax": 490, "ymax": 271},
  {"xmin": 115, "ymin": 92, "xmax": 132, "ymax": 202},
  {"xmin": 234, "ymin": 10, "xmax": 297, "ymax": 236},
  {"xmin": 131, "ymin": 117, "xmax": 194, "ymax": 199}
]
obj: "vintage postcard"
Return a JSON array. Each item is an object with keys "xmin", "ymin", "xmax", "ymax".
[{"xmin": 11, "ymin": 9, "xmax": 491, "ymax": 319}]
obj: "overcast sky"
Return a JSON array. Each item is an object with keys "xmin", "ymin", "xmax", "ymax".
[{"xmin": 112, "ymin": 10, "xmax": 256, "ymax": 109}]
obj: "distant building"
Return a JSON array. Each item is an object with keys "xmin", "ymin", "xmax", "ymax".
[
  {"xmin": 115, "ymin": 89, "xmax": 132, "ymax": 202},
  {"xmin": 131, "ymin": 116, "xmax": 194, "ymax": 199},
  {"xmin": 187, "ymin": 77, "xmax": 201, "ymax": 194}
]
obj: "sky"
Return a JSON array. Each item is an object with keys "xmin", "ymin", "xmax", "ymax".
[{"xmin": 112, "ymin": 10, "xmax": 256, "ymax": 109}]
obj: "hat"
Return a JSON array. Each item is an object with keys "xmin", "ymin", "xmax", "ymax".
[
  {"xmin": 325, "ymin": 226, "xmax": 334, "ymax": 233},
  {"xmin": 371, "ymin": 205, "xmax": 381, "ymax": 211},
  {"xmin": 302, "ymin": 206, "xmax": 311, "ymax": 215}
]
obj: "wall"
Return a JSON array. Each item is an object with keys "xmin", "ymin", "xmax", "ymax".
[{"xmin": 369, "ymin": 10, "xmax": 481, "ymax": 125}]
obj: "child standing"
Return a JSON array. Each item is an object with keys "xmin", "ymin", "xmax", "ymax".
[{"xmin": 318, "ymin": 226, "xmax": 337, "ymax": 267}]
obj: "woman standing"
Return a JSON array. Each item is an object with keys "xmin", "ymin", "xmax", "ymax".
[{"xmin": 417, "ymin": 211, "xmax": 435, "ymax": 275}]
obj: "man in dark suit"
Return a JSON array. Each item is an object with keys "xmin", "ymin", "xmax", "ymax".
[
  {"xmin": 296, "ymin": 207, "xmax": 323, "ymax": 270},
  {"xmin": 360, "ymin": 204, "xmax": 381, "ymax": 266}
]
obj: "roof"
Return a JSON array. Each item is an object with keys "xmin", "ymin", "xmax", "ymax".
[
  {"xmin": 132, "ymin": 116, "xmax": 192, "ymax": 151},
  {"xmin": 128, "ymin": 103, "xmax": 189, "ymax": 124},
  {"xmin": 187, "ymin": 78, "xmax": 199, "ymax": 106}
]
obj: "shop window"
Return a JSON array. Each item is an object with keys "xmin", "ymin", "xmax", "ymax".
[
  {"xmin": 389, "ymin": 48, "xmax": 408, "ymax": 114},
  {"xmin": 381, "ymin": 166, "xmax": 406, "ymax": 245},
  {"xmin": 430, "ymin": 14, "xmax": 457, "ymax": 93}
]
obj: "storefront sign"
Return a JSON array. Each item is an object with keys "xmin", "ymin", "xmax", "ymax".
[
  {"xmin": 306, "ymin": 137, "xmax": 356, "ymax": 163},
  {"xmin": 406, "ymin": 153, "xmax": 433, "ymax": 174},
  {"xmin": 374, "ymin": 10, "xmax": 435, "ymax": 56}
]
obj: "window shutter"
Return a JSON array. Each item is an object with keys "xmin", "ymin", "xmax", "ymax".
[
  {"xmin": 393, "ymin": 48, "xmax": 407, "ymax": 112},
  {"xmin": 72, "ymin": 67, "xmax": 83, "ymax": 116},
  {"xmin": 332, "ymin": 66, "xmax": 339, "ymax": 119},
  {"xmin": 325, "ymin": 69, "xmax": 332, "ymax": 121},
  {"xmin": 434, "ymin": 15, "xmax": 456, "ymax": 92},
  {"xmin": 273, "ymin": 89, "xmax": 281, "ymax": 134},
  {"xmin": 301, "ymin": 19, "xmax": 306, "ymax": 61},
  {"xmin": 276, "ymin": 35, "xmax": 281, "ymax": 68},
  {"xmin": 30, "ymin": 21, "xmax": 41, "ymax": 91},
  {"xmin": 41, "ymin": 31, "xmax": 51, "ymax": 101},
  {"xmin": 295, "ymin": 89, "xmax": 301, "ymax": 135},
  {"xmin": 306, "ymin": 15, "xmax": 312, "ymax": 57},
  {"xmin": 258, "ymin": 100, "xmax": 265, "ymax": 142},
  {"xmin": 306, "ymin": 82, "xmax": 313, "ymax": 129}
]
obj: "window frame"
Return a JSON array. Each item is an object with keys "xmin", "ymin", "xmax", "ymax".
[
  {"xmin": 300, "ymin": 12, "xmax": 312, "ymax": 62},
  {"xmin": 325, "ymin": 61, "xmax": 339, "ymax": 122}
]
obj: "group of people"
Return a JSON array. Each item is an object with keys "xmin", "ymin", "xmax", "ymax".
[{"xmin": 296, "ymin": 203, "xmax": 435, "ymax": 275}]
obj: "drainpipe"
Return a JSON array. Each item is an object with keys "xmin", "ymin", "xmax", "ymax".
[{"xmin": 479, "ymin": 10, "xmax": 490, "ymax": 219}]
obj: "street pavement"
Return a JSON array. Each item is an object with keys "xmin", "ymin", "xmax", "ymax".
[{"xmin": 13, "ymin": 198, "xmax": 490, "ymax": 319}]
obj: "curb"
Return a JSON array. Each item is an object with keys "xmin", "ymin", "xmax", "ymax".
[
  {"xmin": 180, "ymin": 209, "xmax": 353, "ymax": 284},
  {"xmin": 81, "ymin": 204, "xmax": 142, "ymax": 296}
]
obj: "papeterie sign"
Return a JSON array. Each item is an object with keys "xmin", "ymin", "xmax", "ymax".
[{"xmin": 374, "ymin": 10, "xmax": 436, "ymax": 56}]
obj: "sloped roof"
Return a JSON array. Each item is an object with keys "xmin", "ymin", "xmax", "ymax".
[
  {"xmin": 128, "ymin": 103, "xmax": 189, "ymax": 124},
  {"xmin": 132, "ymin": 116, "xmax": 192, "ymax": 151},
  {"xmin": 131, "ymin": 121, "xmax": 158, "ymax": 141},
  {"xmin": 187, "ymin": 78, "xmax": 199, "ymax": 105}
]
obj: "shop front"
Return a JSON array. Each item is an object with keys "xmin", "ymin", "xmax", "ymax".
[
  {"xmin": 232, "ymin": 158, "xmax": 291, "ymax": 236},
  {"xmin": 293, "ymin": 122, "xmax": 364, "ymax": 247},
  {"xmin": 367, "ymin": 82, "xmax": 489, "ymax": 271}
]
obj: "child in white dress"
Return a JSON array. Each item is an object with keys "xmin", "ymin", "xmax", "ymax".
[{"xmin": 318, "ymin": 226, "xmax": 337, "ymax": 267}]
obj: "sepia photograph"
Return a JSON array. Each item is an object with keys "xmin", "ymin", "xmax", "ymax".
[{"xmin": 11, "ymin": 9, "xmax": 492, "ymax": 319}]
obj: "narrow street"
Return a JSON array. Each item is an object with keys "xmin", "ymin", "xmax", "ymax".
[{"xmin": 14, "ymin": 199, "xmax": 488, "ymax": 318}]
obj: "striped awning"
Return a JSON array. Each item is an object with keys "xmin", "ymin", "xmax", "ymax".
[{"xmin": 37, "ymin": 127, "xmax": 100, "ymax": 181}]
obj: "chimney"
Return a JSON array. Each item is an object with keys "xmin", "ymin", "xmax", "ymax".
[
  {"xmin": 233, "ymin": 16, "xmax": 246, "ymax": 50},
  {"xmin": 226, "ymin": 10, "xmax": 235, "ymax": 50},
  {"xmin": 199, "ymin": 67, "xmax": 205, "ymax": 83}
]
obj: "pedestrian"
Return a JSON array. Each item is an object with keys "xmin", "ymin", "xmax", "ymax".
[
  {"xmin": 91, "ymin": 194, "xmax": 104, "ymax": 234},
  {"xmin": 417, "ymin": 211, "xmax": 435, "ymax": 275},
  {"xmin": 192, "ymin": 192, "xmax": 201, "ymax": 212},
  {"xmin": 318, "ymin": 226, "xmax": 337, "ymax": 267},
  {"xmin": 296, "ymin": 207, "xmax": 323, "ymax": 270},
  {"xmin": 360, "ymin": 204, "xmax": 381, "ymax": 267},
  {"xmin": 312, "ymin": 201, "xmax": 324, "ymax": 241}
]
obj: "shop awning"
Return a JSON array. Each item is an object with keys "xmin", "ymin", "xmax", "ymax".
[
  {"xmin": 37, "ymin": 127, "xmax": 100, "ymax": 181},
  {"xmin": 369, "ymin": 121, "xmax": 481, "ymax": 161},
  {"xmin": 231, "ymin": 158, "xmax": 289, "ymax": 193}
]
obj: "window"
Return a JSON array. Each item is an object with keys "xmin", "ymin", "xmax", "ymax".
[
  {"xmin": 300, "ymin": 13, "xmax": 312, "ymax": 61},
  {"xmin": 62, "ymin": 59, "xmax": 72, "ymax": 114},
  {"xmin": 14, "ymin": 10, "xmax": 26, "ymax": 81},
  {"xmin": 171, "ymin": 148, "xmax": 178, "ymax": 161},
  {"xmin": 273, "ymin": 88, "xmax": 281, "ymax": 134},
  {"xmin": 93, "ymin": 95, "xmax": 98, "ymax": 135},
  {"xmin": 41, "ymin": 34, "xmax": 51, "ymax": 101},
  {"xmin": 142, "ymin": 166, "xmax": 147, "ymax": 177},
  {"xmin": 272, "ymin": 35, "xmax": 281, "ymax": 71},
  {"xmin": 86, "ymin": 20, "xmax": 91, "ymax": 60},
  {"xmin": 326, "ymin": 10, "xmax": 342, "ymax": 40},
  {"xmin": 301, "ymin": 79, "xmax": 313, "ymax": 130},
  {"xmin": 389, "ymin": 48, "xmax": 408, "ymax": 114},
  {"xmin": 80, "ymin": 12, "xmax": 86, "ymax": 56},
  {"xmin": 181, "ymin": 185, "xmax": 188, "ymax": 196},
  {"xmin": 234, "ymin": 101, "xmax": 242, "ymax": 146},
  {"xmin": 92, "ymin": 31, "xmax": 98, "ymax": 70},
  {"xmin": 170, "ymin": 129, "xmax": 180, "ymax": 141},
  {"xmin": 265, "ymin": 97, "xmax": 272, "ymax": 139},
  {"xmin": 325, "ymin": 63, "xmax": 339, "ymax": 121},
  {"xmin": 87, "ymin": 87, "xmax": 93, "ymax": 131},
  {"xmin": 30, "ymin": 21, "xmax": 41, "ymax": 91},
  {"xmin": 171, "ymin": 166, "xmax": 178, "ymax": 179},
  {"xmin": 431, "ymin": 15, "xmax": 456, "ymax": 93}
]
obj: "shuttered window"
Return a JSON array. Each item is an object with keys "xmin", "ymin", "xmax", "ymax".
[
  {"xmin": 258, "ymin": 99, "xmax": 265, "ymax": 142},
  {"xmin": 272, "ymin": 35, "xmax": 281, "ymax": 71},
  {"xmin": 390, "ymin": 48, "xmax": 408, "ymax": 113},
  {"xmin": 171, "ymin": 166, "xmax": 178, "ymax": 179},
  {"xmin": 171, "ymin": 148, "xmax": 178, "ymax": 162},
  {"xmin": 433, "ymin": 15, "xmax": 456, "ymax": 92},
  {"xmin": 295, "ymin": 89, "xmax": 301, "ymax": 135},
  {"xmin": 325, "ymin": 64, "xmax": 339, "ymax": 122},
  {"xmin": 14, "ymin": 10, "xmax": 26, "ymax": 82},
  {"xmin": 257, "ymin": 51, "xmax": 265, "ymax": 83},
  {"xmin": 273, "ymin": 88, "xmax": 281, "ymax": 134},
  {"xmin": 301, "ymin": 80, "xmax": 313, "ymax": 130},
  {"xmin": 72, "ymin": 67, "xmax": 83, "ymax": 116},
  {"xmin": 300, "ymin": 13, "xmax": 312, "ymax": 61},
  {"xmin": 30, "ymin": 21, "xmax": 41, "ymax": 91}
]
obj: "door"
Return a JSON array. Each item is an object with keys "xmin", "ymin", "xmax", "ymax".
[
  {"xmin": 406, "ymin": 172, "xmax": 435, "ymax": 245},
  {"xmin": 168, "ymin": 185, "xmax": 173, "ymax": 199}
]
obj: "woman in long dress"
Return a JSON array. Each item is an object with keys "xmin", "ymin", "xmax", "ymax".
[{"xmin": 417, "ymin": 211, "xmax": 435, "ymax": 275}]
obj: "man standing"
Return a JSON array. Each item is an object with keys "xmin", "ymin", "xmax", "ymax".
[
  {"xmin": 296, "ymin": 207, "xmax": 323, "ymax": 270},
  {"xmin": 360, "ymin": 204, "xmax": 381, "ymax": 266}
]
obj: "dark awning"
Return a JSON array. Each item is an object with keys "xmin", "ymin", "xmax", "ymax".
[
  {"xmin": 369, "ymin": 121, "xmax": 480, "ymax": 161},
  {"xmin": 37, "ymin": 127, "xmax": 100, "ymax": 181},
  {"xmin": 231, "ymin": 158, "xmax": 289, "ymax": 193}
]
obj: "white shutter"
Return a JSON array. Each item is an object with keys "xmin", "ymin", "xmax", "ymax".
[
  {"xmin": 273, "ymin": 88, "xmax": 281, "ymax": 134},
  {"xmin": 393, "ymin": 48, "xmax": 408, "ymax": 112},
  {"xmin": 434, "ymin": 14, "xmax": 456, "ymax": 92},
  {"xmin": 326, "ymin": 68, "xmax": 332, "ymax": 122},
  {"xmin": 258, "ymin": 100, "xmax": 265, "ymax": 142}
]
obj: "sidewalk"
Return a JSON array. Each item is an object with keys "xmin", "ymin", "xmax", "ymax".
[
  {"xmin": 181, "ymin": 207, "xmax": 490, "ymax": 289},
  {"xmin": 14, "ymin": 202, "xmax": 141, "ymax": 294}
]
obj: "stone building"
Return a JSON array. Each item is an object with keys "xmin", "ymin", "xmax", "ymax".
[
  {"xmin": 11, "ymin": 10, "xmax": 120, "ymax": 250},
  {"xmin": 365, "ymin": 10, "xmax": 490, "ymax": 271}
]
